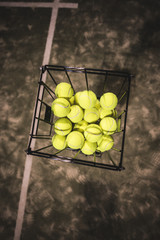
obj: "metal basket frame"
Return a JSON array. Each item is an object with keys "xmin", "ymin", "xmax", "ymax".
[{"xmin": 26, "ymin": 65, "xmax": 132, "ymax": 171}]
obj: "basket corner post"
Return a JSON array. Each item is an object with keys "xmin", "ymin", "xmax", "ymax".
[
  {"xmin": 25, "ymin": 147, "xmax": 32, "ymax": 155},
  {"xmin": 118, "ymin": 165, "xmax": 125, "ymax": 171},
  {"xmin": 40, "ymin": 65, "xmax": 47, "ymax": 73}
]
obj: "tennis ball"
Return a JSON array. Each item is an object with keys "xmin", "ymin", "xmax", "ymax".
[
  {"xmin": 52, "ymin": 134, "xmax": 67, "ymax": 150},
  {"xmin": 73, "ymin": 120, "xmax": 88, "ymax": 133},
  {"xmin": 78, "ymin": 90, "xmax": 97, "ymax": 109},
  {"xmin": 84, "ymin": 107, "xmax": 99, "ymax": 123},
  {"xmin": 69, "ymin": 95, "xmax": 75, "ymax": 105},
  {"xmin": 97, "ymin": 135, "xmax": 114, "ymax": 152},
  {"xmin": 74, "ymin": 91, "xmax": 81, "ymax": 105},
  {"xmin": 81, "ymin": 140, "xmax": 97, "ymax": 155},
  {"xmin": 95, "ymin": 99, "xmax": 101, "ymax": 110},
  {"xmin": 51, "ymin": 98, "xmax": 70, "ymax": 117},
  {"xmin": 100, "ymin": 117, "xmax": 117, "ymax": 135},
  {"xmin": 66, "ymin": 131, "xmax": 84, "ymax": 149},
  {"xmin": 112, "ymin": 109, "xmax": 117, "ymax": 119},
  {"xmin": 55, "ymin": 82, "xmax": 74, "ymax": 98},
  {"xmin": 54, "ymin": 118, "xmax": 72, "ymax": 136},
  {"xmin": 99, "ymin": 108, "xmax": 113, "ymax": 119},
  {"xmin": 100, "ymin": 92, "xmax": 118, "ymax": 110},
  {"xmin": 84, "ymin": 124, "xmax": 102, "ymax": 142},
  {"xmin": 117, "ymin": 118, "xmax": 121, "ymax": 132},
  {"xmin": 67, "ymin": 105, "xmax": 83, "ymax": 123}
]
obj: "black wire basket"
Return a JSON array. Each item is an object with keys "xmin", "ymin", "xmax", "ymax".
[{"xmin": 26, "ymin": 65, "xmax": 133, "ymax": 171}]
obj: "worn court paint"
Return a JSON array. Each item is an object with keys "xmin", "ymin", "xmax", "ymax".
[
  {"xmin": 0, "ymin": 1, "xmax": 78, "ymax": 240},
  {"xmin": 0, "ymin": 1, "xmax": 78, "ymax": 8}
]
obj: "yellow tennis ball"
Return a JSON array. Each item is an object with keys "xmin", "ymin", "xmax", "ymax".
[
  {"xmin": 112, "ymin": 109, "xmax": 117, "ymax": 119},
  {"xmin": 95, "ymin": 99, "xmax": 101, "ymax": 109},
  {"xmin": 100, "ymin": 117, "xmax": 117, "ymax": 135},
  {"xmin": 55, "ymin": 82, "xmax": 74, "ymax": 98},
  {"xmin": 84, "ymin": 124, "xmax": 102, "ymax": 142},
  {"xmin": 73, "ymin": 120, "xmax": 88, "ymax": 133},
  {"xmin": 74, "ymin": 91, "xmax": 81, "ymax": 105},
  {"xmin": 84, "ymin": 107, "xmax": 99, "ymax": 123},
  {"xmin": 69, "ymin": 95, "xmax": 75, "ymax": 105},
  {"xmin": 81, "ymin": 140, "xmax": 97, "ymax": 155},
  {"xmin": 67, "ymin": 105, "xmax": 83, "ymax": 123},
  {"xmin": 117, "ymin": 118, "xmax": 121, "ymax": 132},
  {"xmin": 54, "ymin": 118, "xmax": 72, "ymax": 136},
  {"xmin": 78, "ymin": 90, "xmax": 97, "ymax": 109},
  {"xmin": 100, "ymin": 92, "xmax": 118, "ymax": 110},
  {"xmin": 97, "ymin": 135, "xmax": 114, "ymax": 152},
  {"xmin": 51, "ymin": 98, "xmax": 70, "ymax": 117},
  {"xmin": 52, "ymin": 134, "xmax": 67, "ymax": 150},
  {"xmin": 66, "ymin": 131, "xmax": 84, "ymax": 149},
  {"xmin": 99, "ymin": 108, "xmax": 113, "ymax": 119}
]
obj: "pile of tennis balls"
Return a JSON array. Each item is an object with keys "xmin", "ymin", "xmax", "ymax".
[{"xmin": 51, "ymin": 82, "xmax": 118, "ymax": 155}]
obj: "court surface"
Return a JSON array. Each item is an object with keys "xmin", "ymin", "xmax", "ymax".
[{"xmin": 0, "ymin": 0, "xmax": 160, "ymax": 239}]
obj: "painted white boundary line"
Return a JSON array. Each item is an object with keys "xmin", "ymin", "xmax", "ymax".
[
  {"xmin": 42, "ymin": 0, "xmax": 59, "ymax": 67},
  {"xmin": 0, "ymin": 1, "xmax": 78, "ymax": 8},
  {"xmin": 2, "ymin": 1, "xmax": 78, "ymax": 240},
  {"xmin": 13, "ymin": 155, "xmax": 33, "ymax": 240}
]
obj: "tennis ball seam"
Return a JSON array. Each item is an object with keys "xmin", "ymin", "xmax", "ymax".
[
  {"xmin": 100, "ymin": 117, "xmax": 117, "ymax": 134},
  {"xmin": 52, "ymin": 102, "xmax": 70, "ymax": 109},
  {"xmin": 85, "ymin": 124, "xmax": 102, "ymax": 132},
  {"xmin": 52, "ymin": 98, "xmax": 71, "ymax": 117},
  {"xmin": 100, "ymin": 140, "xmax": 113, "ymax": 151},
  {"xmin": 81, "ymin": 141, "xmax": 97, "ymax": 155},
  {"xmin": 85, "ymin": 130, "xmax": 102, "ymax": 136},
  {"xmin": 84, "ymin": 110, "xmax": 99, "ymax": 120},
  {"xmin": 79, "ymin": 91, "xmax": 97, "ymax": 109},
  {"xmin": 106, "ymin": 118, "xmax": 116, "ymax": 134},
  {"xmin": 68, "ymin": 106, "xmax": 81, "ymax": 119},
  {"xmin": 81, "ymin": 147, "xmax": 94, "ymax": 154},
  {"xmin": 54, "ymin": 126, "xmax": 71, "ymax": 131},
  {"xmin": 55, "ymin": 82, "xmax": 73, "ymax": 98},
  {"xmin": 100, "ymin": 93, "xmax": 118, "ymax": 110},
  {"xmin": 104, "ymin": 141, "xmax": 113, "ymax": 150},
  {"xmin": 68, "ymin": 140, "xmax": 83, "ymax": 149}
]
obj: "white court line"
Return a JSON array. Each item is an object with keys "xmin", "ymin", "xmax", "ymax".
[
  {"xmin": 0, "ymin": 1, "xmax": 78, "ymax": 239},
  {"xmin": 0, "ymin": 1, "xmax": 78, "ymax": 8}
]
